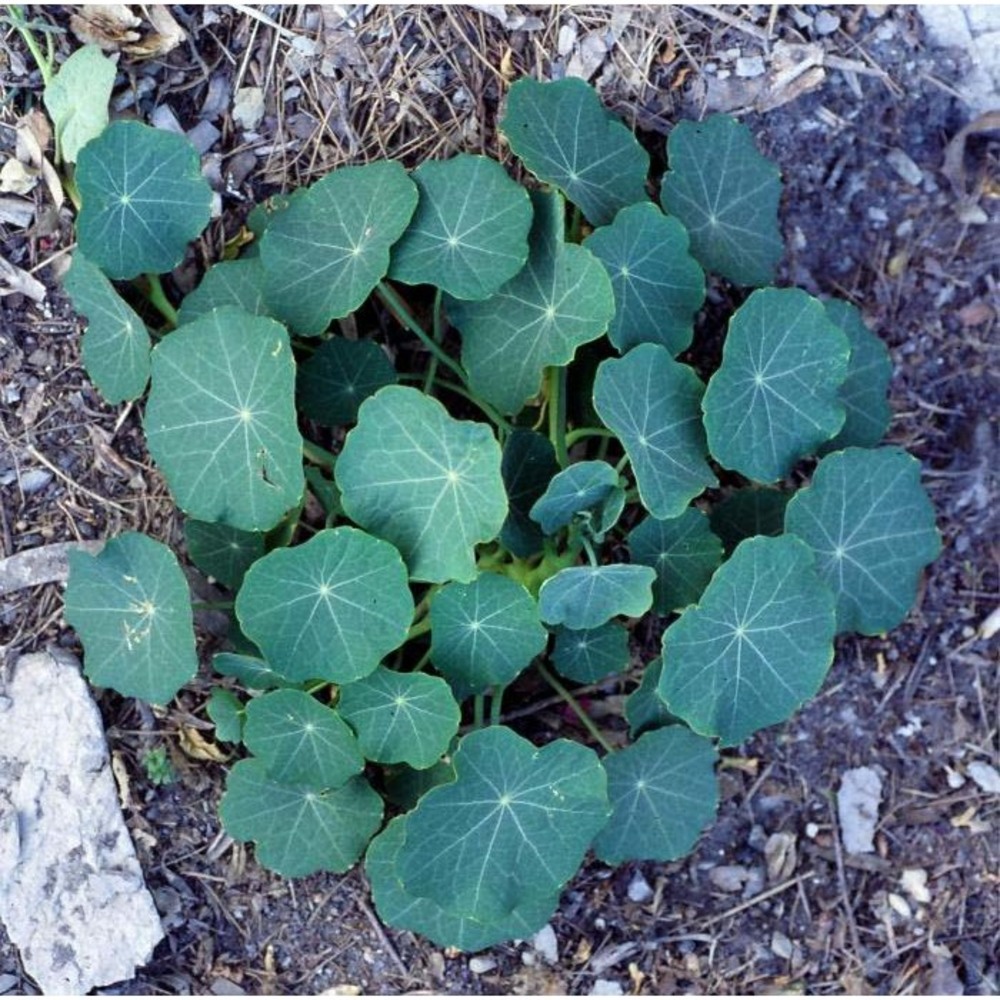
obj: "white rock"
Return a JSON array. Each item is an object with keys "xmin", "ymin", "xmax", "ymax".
[
  {"xmin": 886, "ymin": 148, "xmax": 924, "ymax": 187},
  {"xmin": 968, "ymin": 761, "xmax": 1000, "ymax": 794},
  {"xmin": 627, "ymin": 871, "xmax": 653, "ymax": 903},
  {"xmin": 901, "ymin": 867, "xmax": 931, "ymax": 904},
  {"xmin": 0, "ymin": 649, "xmax": 164, "ymax": 994},
  {"xmin": 838, "ymin": 767, "xmax": 882, "ymax": 854},
  {"xmin": 531, "ymin": 923, "xmax": 559, "ymax": 964},
  {"xmin": 232, "ymin": 86, "xmax": 265, "ymax": 131},
  {"xmin": 814, "ymin": 10, "xmax": 841, "ymax": 35},
  {"xmin": 735, "ymin": 55, "xmax": 766, "ymax": 78},
  {"xmin": 590, "ymin": 979, "xmax": 625, "ymax": 996},
  {"xmin": 468, "ymin": 956, "xmax": 497, "ymax": 975}
]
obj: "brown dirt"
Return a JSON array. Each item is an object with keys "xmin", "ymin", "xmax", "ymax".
[{"xmin": 1, "ymin": 5, "xmax": 997, "ymax": 996}]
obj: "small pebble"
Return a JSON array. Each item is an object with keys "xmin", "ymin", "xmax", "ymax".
[
  {"xmin": 709, "ymin": 864, "xmax": 751, "ymax": 893},
  {"xmin": 19, "ymin": 469, "xmax": 52, "ymax": 495},
  {"xmin": 735, "ymin": 55, "xmax": 766, "ymax": 78},
  {"xmin": 531, "ymin": 924, "xmax": 559, "ymax": 965},
  {"xmin": 814, "ymin": 10, "xmax": 841, "ymax": 34},
  {"xmin": 627, "ymin": 871, "xmax": 653, "ymax": 903},
  {"xmin": 968, "ymin": 761, "xmax": 1000, "ymax": 794},
  {"xmin": 590, "ymin": 979, "xmax": 624, "ymax": 996},
  {"xmin": 867, "ymin": 206, "xmax": 889, "ymax": 223},
  {"xmin": 468, "ymin": 957, "xmax": 497, "ymax": 975},
  {"xmin": 771, "ymin": 930, "xmax": 793, "ymax": 959},
  {"xmin": 886, "ymin": 148, "xmax": 924, "ymax": 187}
]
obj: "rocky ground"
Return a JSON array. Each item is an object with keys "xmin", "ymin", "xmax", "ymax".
[{"xmin": 0, "ymin": 5, "xmax": 997, "ymax": 995}]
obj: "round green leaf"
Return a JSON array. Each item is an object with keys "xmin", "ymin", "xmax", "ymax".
[
  {"xmin": 177, "ymin": 259, "xmax": 272, "ymax": 326},
  {"xmin": 499, "ymin": 430, "xmax": 560, "ymax": 558},
  {"xmin": 624, "ymin": 657, "xmax": 680, "ymax": 738},
  {"xmin": 584, "ymin": 202, "xmax": 704, "ymax": 355},
  {"xmin": 212, "ymin": 652, "xmax": 290, "ymax": 691},
  {"xmin": 63, "ymin": 252, "xmax": 150, "ymax": 403},
  {"xmin": 538, "ymin": 564, "xmax": 655, "ymax": 630},
  {"xmin": 389, "ymin": 154, "xmax": 532, "ymax": 299},
  {"xmin": 243, "ymin": 689, "xmax": 363, "ymax": 788},
  {"xmin": 64, "ymin": 532, "xmax": 197, "ymax": 703},
  {"xmin": 500, "ymin": 77, "xmax": 649, "ymax": 226},
  {"xmin": 550, "ymin": 621, "xmax": 630, "ymax": 683},
  {"xmin": 529, "ymin": 460, "xmax": 623, "ymax": 537},
  {"xmin": 383, "ymin": 760, "xmax": 456, "ymax": 811},
  {"xmin": 709, "ymin": 487, "xmax": 790, "ymax": 555},
  {"xmin": 430, "ymin": 573, "xmax": 547, "ymax": 695},
  {"xmin": 236, "ymin": 526, "xmax": 413, "ymax": 684},
  {"xmin": 206, "ymin": 688, "xmax": 244, "ymax": 743},
  {"xmin": 145, "ymin": 307, "xmax": 303, "ymax": 532},
  {"xmin": 220, "ymin": 761, "xmax": 382, "ymax": 877},
  {"xmin": 184, "ymin": 518, "xmax": 265, "ymax": 591},
  {"xmin": 821, "ymin": 300, "xmax": 893, "ymax": 452},
  {"xmin": 592, "ymin": 726, "xmax": 719, "ymax": 864},
  {"xmin": 659, "ymin": 535, "xmax": 836, "ymax": 746},
  {"xmin": 702, "ymin": 288, "xmax": 850, "ymax": 482},
  {"xmin": 43, "ymin": 44, "xmax": 116, "ymax": 164},
  {"xmin": 784, "ymin": 446, "xmax": 940, "ymax": 635},
  {"xmin": 76, "ymin": 121, "xmax": 213, "ymax": 279},
  {"xmin": 594, "ymin": 344, "xmax": 717, "ymax": 517},
  {"xmin": 336, "ymin": 386, "xmax": 507, "ymax": 583},
  {"xmin": 628, "ymin": 508, "xmax": 723, "ymax": 615},
  {"xmin": 660, "ymin": 115, "xmax": 782, "ymax": 286},
  {"xmin": 338, "ymin": 666, "xmax": 460, "ymax": 769},
  {"xmin": 259, "ymin": 161, "xmax": 418, "ymax": 334},
  {"xmin": 297, "ymin": 338, "xmax": 397, "ymax": 427},
  {"xmin": 395, "ymin": 726, "xmax": 610, "ymax": 922},
  {"xmin": 447, "ymin": 190, "xmax": 615, "ymax": 415},
  {"xmin": 367, "ymin": 816, "xmax": 559, "ymax": 951}
]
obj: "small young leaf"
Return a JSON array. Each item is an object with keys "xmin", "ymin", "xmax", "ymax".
[
  {"xmin": 336, "ymin": 386, "xmax": 507, "ymax": 583},
  {"xmin": 297, "ymin": 338, "xmax": 397, "ymax": 427},
  {"xmin": 709, "ymin": 488, "xmax": 789, "ymax": 555},
  {"xmin": 659, "ymin": 535, "xmax": 836, "ymax": 746},
  {"xmin": 145, "ymin": 307, "xmax": 303, "ymax": 532},
  {"xmin": 395, "ymin": 726, "xmax": 610, "ymax": 922},
  {"xmin": 177, "ymin": 259, "xmax": 272, "ymax": 326},
  {"xmin": 501, "ymin": 77, "xmax": 649, "ymax": 226},
  {"xmin": 584, "ymin": 202, "xmax": 704, "ymax": 355},
  {"xmin": 213, "ymin": 652, "xmax": 290, "ymax": 691},
  {"xmin": 64, "ymin": 532, "xmax": 197, "ymax": 703},
  {"xmin": 627, "ymin": 508, "xmax": 723, "ymax": 614},
  {"xmin": 430, "ymin": 573, "xmax": 548, "ymax": 695},
  {"xmin": 235, "ymin": 526, "xmax": 413, "ymax": 684},
  {"xmin": 784, "ymin": 446, "xmax": 940, "ymax": 634},
  {"xmin": 624, "ymin": 657, "xmax": 680, "ymax": 738},
  {"xmin": 447, "ymin": 190, "xmax": 615, "ymax": 414},
  {"xmin": 260, "ymin": 161, "xmax": 418, "ymax": 334},
  {"xmin": 63, "ymin": 253, "xmax": 150, "ymax": 403},
  {"xmin": 821, "ymin": 300, "xmax": 893, "ymax": 452},
  {"xmin": 43, "ymin": 44, "xmax": 116, "ymax": 163},
  {"xmin": 367, "ymin": 817, "xmax": 559, "ymax": 951},
  {"xmin": 538, "ymin": 564, "xmax": 655, "ymax": 630},
  {"xmin": 592, "ymin": 726, "xmax": 719, "ymax": 864},
  {"xmin": 243, "ymin": 689, "xmax": 363, "ymax": 788},
  {"xmin": 702, "ymin": 289, "xmax": 850, "ymax": 482},
  {"xmin": 499, "ymin": 430, "xmax": 560, "ymax": 558},
  {"xmin": 338, "ymin": 666, "xmax": 460, "ymax": 769},
  {"xmin": 529, "ymin": 460, "xmax": 623, "ymax": 538},
  {"xmin": 206, "ymin": 688, "xmax": 244, "ymax": 743},
  {"xmin": 220, "ymin": 761, "xmax": 382, "ymax": 877},
  {"xmin": 660, "ymin": 115, "xmax": 782, "ymax": 286},
  {"xmin": 76, "ymin": 121, "xmax": 213, "ymax": 279},
  {"xmin": 389, "ymin": 154, "xmax": 532, "ymax": 299},
  {"xmin": 594, "ymin": 344, "xmax": 717, "ymax": 518},
  {"xmin": 550, "ymin": 621, "xmax": 630, "ymax": 683},
  {"xmin": 184, "ymin": 518, "xmax": 265, "ymax": 591}
]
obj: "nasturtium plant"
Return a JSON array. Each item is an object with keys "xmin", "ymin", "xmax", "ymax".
[{"xmin": 62, "ymin": 74, "xmax": 939, "ymax": 952}]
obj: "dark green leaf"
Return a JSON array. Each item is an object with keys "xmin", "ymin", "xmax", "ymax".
[
  {"xmin": 584, "ymin": 202, "xmax": 704, "ymax": 355},
  {"xmin": 660, "ymin": 115, "xmax": 782, "ymax": 286},
  {"xmin": 529, "ymin": 460, "xmax": 624, "ymax": 538},
  {"xmin": 501, "ymin": 77, "xmax": 649, "ymax": 226},
  {"xmin": 212, "ymin": 652, "xmax": 290, "ymax": 691},
  {"xmin": 297, "ymin": 338, "xmax": 397, "ymax": 427},
  {"xmin": 550, "ymin": 621, "xmax": 630, "ymax": 683},
  {"xmin": 659, "ymin": 535, "xmax": 836, "ymax": 745},
  {"xmin": 499, "ymin": 430, "xmax": 560, "ymax": 558},
  {"xmin": 702, "ymin": 289, "xmax": 850, "ymax": 482},
  {"xmin": 627, "ymin": 508, "xmax": 723, "ymax": 614},
  {"xmin": 784, "ymin": 446, "xmax": 940, "ymax": 634},
  {"xmin": 64, "ymin": 532, "xmax": 197, "ymax": 703},
  {"xmin": 76, "ymin": 121, "xmax": 212, "ymax": 279},
  {"xmin": 184, "ymin": 518, "xmax": 265, "ymax": 591},
  {"xmin": 624, "ymin": 657, "xmax": 680, "ymax": 738},
  {"xmin": 592, "ymin": 726, "xmax": 719, "ymax": 864},
  {"xmin": 383, "ymin": 760, "xmax": 456, "ymax": 811},
  {"xmin": 538, "ymin": 564, "xmax": 655, "ymax": 630},
  {"xmin": 389, "ymin": 154, "xmax": 532, "ymax": 299},
  {"xmin": 594, "ymin": 344, "xmax": 717, "ymax": 517},
  {"xmin": 177, "ymin": 259, "xmax": 272, "ymax": 326},
  {"xmin": 206, "ymin": 688, "xmax": 244, "ymax": 743},
  {"xmin": 709, "ymin": 488, "xmax": 789, "ymax": 555}
]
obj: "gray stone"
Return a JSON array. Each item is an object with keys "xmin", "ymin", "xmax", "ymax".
[
  {"xmin": 814, "ymin": 10, "xmax": 841, "ymax": 35},
  {"xmin": 735, "ymin": 55, "xmax": 766, "ymax": 78},
  {"xmin": 0, "ymin": 649, "xmax": 163, "ymax": 995},
  {"xmin": 531, "ymin": 923, "xmax": 559, "ymax": 964}
]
